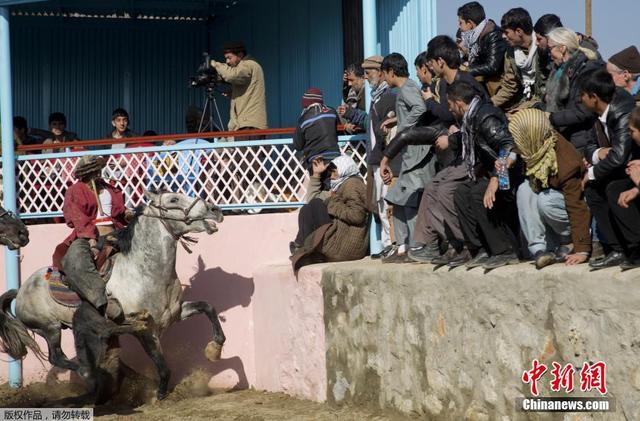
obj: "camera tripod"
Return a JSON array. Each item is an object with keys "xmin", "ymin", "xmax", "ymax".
[{"xmin": 198, "ymin": 85, "xmax": 226, "ymax": 133}]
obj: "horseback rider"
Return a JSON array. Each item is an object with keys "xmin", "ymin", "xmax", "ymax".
[{"xmin": 51, "ymin": 155, "xmax": 132, "ymax": 319}]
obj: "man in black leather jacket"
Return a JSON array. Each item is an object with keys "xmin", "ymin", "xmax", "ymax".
[
  {"xmin": 580, "ymin": 68, "xmax": 637, "ymax": 269},
  {"xmin": 447, "ymin": 81, "xmax": 519, "ymax": 269},
  {"xmin": 457, "ymin": 2, "xmax": 507, "ymax": 92}
]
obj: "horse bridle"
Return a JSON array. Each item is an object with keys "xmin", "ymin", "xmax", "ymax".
[{"xmin": 144, "ymin": 193, "xmax": 210, "ymax": 254}]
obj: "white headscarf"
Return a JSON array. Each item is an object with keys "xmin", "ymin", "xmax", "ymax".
[{"xmin": 329, "ymin": 155, "xmax": 360, "ymax": 192}]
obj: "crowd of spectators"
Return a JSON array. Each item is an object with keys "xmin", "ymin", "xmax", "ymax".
[{"xmin": 291, "ymin": 1, "xmax": 640, "ymax": 272}]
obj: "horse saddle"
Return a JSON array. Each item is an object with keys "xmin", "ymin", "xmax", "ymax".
[{"xmin": 46, "ymin": 251, "xmax": 117, "ymax": 308}]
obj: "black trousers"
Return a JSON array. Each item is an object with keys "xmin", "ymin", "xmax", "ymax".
[
  {"xmin": 295, "ymin": 198, "xmax": 331, "ymax": 245},
  {"xmin": 586, "ymin": 180, "xmax": 626, "ymax": 253},
  {"xmin": 61, "ymin": 238, "xmax": 107, "ymax": 312},
  {"xmin": 604, "ymin": 179, "xmax": 640, "ymax": 251},
  {"xmin": 453, "ymin": 178, "xmax": 516, "ymax": 256}
]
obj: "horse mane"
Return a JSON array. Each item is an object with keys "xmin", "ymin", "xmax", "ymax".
[
  {"xmin": 117, "ymin": 205, "xmax": 145, "ymax": 255},
  {"xmin": 117, "ymin": 187, "xmax": 174, "ymax": 254}
]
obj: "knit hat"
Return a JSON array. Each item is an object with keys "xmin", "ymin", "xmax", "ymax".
[
  {"xmin": 302, "ymin": 88, "xmax": 323, "ymax": 108},
  {"xmin": 609, "ymin": 46, "xmax": 640, "ymax": 74},
  {"xmin": 362, "ymin": 55, "xmax": 384, "ymax": 70},
  {"xmin": 73, "ymin": 155, "xmax": 107, "ymax": 179}
]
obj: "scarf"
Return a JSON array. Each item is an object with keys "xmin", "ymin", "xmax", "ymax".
[
  {"xmin": 461, "ymin": 18, "xmax": 489, "ymax": 64},
  {"xmin": 371, "ymin": 81, "xmax": 389, "ymax": 104},
  {"xmin": 461, "ymin": 96, "xmax": 482, "ymax": 180},
  {"xmin": 509, "ymin": 108, "xmax": 558, "ymax": 189},
  {"xmin": 329, "ymin": 155, "xmax": 360, "ymax": 192},
  {"xmin": 513, "ymin": 33, "xmax": 538, "ymax": 99}
]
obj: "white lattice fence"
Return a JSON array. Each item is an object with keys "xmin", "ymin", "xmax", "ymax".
[{"xmin": 14, "ymin": 138, "xmax": 367, "ymax": 217}]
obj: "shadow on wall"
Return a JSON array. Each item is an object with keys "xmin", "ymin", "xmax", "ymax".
[{"xmin": 119, "ymin": 256, "xmax": 255, "ymax": 389}]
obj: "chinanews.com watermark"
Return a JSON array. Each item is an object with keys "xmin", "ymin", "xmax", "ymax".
[{"xmin": 518, "ymin": 359, "xmax": 615, "ymax": 413}]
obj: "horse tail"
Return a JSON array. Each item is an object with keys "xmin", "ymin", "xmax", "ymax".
[{"xmin": 0, "ymin": 289, "xmax": 45, "ymax": 361}]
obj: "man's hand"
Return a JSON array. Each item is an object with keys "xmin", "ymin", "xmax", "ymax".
[
  {"xmin": 618, "ymin": 187, "xmax": 640, "ymax": 208},
  {"xmin": 344, "ymin": 123, "xmax": 357, "ymax": 134},
  {"xmin": 630, "ymin": 166, "xmax": 640, "ymax": 186},
  {"xmin": 88, "ymin": 238, "xmax": 100, "ymax": 259},
  {"xmin": 311, "ymin": 157, "xmax": 328, "ymax": 177},
  {"xmin": 337, "ymin": 104, "xmax": 347, "ymax": 117},
  {"xmin": 565, "ymin": 253, "xmax": 588, "ymax": 265},
  {"xmin": 483, "ymin": 177, "xmax": 499, "ymax": 209},
  {"xmin": 448, "ymin": 125, "xmax": 460, "ymax": 134},
  {"xmin": 597, "ymin": 147, "xmax": 611, "ymax": 161},
  {"xmin": 581, "ymin": 172, "xmax": 590, "ymax": 191},
  {"xmin": 494, "ymin": 156, "xmax": 515, "ymax": 172},
  {"xmin": 435, "ymin": 135, "xmax": 449, "ymax": 151},
  {"xmin": 627, "ymin": 159, "xmax": 640, "ymax": 170},
  {"xmin": 124, "ymin": 209, "xmax": 135, "ymax": 223},
  {"xmin": 421, "ymin": 87, "xmax": 433, "ymax": 101},
  {"xmin": 379, "ymin": 157, "xmax": 393, "ymax": 185},
  {"xmin": 381, "ymin": 117, "xmax": 397, "ymax": 135}
]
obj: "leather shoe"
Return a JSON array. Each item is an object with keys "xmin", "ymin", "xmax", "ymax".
[
  {"xmin": 381, "ymin": 248, "xmax": 409, "ymax": 263},
  {"xmin": 465, "ymin": 249, "xmax": 489, "ymax": 269},
  {"xmin": 535, "ymin": 251, "xmax": 556, "ymax": 270},
  {"xmin": 589, "ymin": 251, "xmax": 625, "ymax": 271},
  {"xmin": 408, "ymin": 243, "xmax": 441, "ymax": 263},
  {"xmin": 483, "ymin": 252, "xmax": 519, "ymax": 270},
  {"xmin": 372, "ymin": 244, "xmax": 395, "ymax": 259}
]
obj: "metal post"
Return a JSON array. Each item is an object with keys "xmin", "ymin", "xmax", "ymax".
[
  {"xmin": 0, "ymin": 6, "xmax": 22, "ymax": 388},
  {"xmin": 585, "ymin": 0, "xmax": 592, "ymax": 37},
  {"xmin": 362, "ymin": 0, "xmax": 383, "ymax": 255}
]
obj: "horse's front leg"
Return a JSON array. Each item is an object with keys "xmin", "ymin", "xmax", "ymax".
[
  {"xmin": 134, "ymin": 329, "xmax": 171, "ymax": 401},
  {"xmin": 180, "ymin": 301, "xmax": 226, "ymax": 361}
]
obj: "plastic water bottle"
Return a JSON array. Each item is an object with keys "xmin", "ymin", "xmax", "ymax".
[{"xmin": 497, "ymin": 149, "xmax": 510, "ymax": 191}]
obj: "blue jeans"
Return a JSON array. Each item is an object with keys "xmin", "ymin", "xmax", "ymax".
[{"xmin": 517, "ymin": 182, "xmax": 571, "ymax": 255}]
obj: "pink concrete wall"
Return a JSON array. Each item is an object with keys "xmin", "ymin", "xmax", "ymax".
[
  {"xmin": 0, "ymin": 212, "xmax": 298, "ymax": 390},
  {"xmin": 252, "ymin": 263, "xmax": 327, "ymax": 401}
]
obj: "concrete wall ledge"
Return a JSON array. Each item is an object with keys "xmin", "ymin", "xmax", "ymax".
[{"xmin": 254, "ymin": 259, "xmax": 640, "ymax": 420}]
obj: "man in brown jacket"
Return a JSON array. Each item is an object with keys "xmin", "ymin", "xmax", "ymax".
[
  {"xmin": 211, "ymin": 42, "xmax": 268, "ymax": 132},
  {"xmin": 511, "ymin": 109, "xmax": 591, "ymax": 269}
]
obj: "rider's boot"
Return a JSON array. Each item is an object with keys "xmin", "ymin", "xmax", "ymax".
[{"xmin": 105, "ymin": 297, "xmax": 124, "ymax": 324}]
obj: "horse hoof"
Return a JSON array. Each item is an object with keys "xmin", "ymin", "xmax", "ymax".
[
  {"xmin": 205, "ymin": 341, "xmax": 223, "ymax": 361},
  {"xmin": 156, "ymin": 389, "xmax": 168, "ymax": 401}
]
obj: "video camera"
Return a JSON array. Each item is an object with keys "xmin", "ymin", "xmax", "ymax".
[{"xmin": 189, "ymin": 52, "xmax": 220, "ymax": 89}]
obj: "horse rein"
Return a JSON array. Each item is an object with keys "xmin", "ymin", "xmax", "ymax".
[{"xmin": 144, "ymin": 193, "xmax": 208, "ymax": 254}]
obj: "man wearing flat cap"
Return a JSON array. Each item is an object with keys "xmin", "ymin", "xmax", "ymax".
[
  {"xmin": 607, "ymin": 46, "xmax": 640, "ymax": 106},
  {"xmin": 338, "ymin": 55, "xmax": 398, "ymax": 258},
  {"xmin": 210, "ymin": 42, "xmax": 268, "ymax": 132}
]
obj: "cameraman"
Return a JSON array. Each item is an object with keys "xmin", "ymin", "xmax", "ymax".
[{"xmin": 210, "ymin": 41, "xmax": 268, "ymax": 133}]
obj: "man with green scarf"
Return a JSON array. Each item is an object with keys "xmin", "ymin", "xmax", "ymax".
[{"xmin": 511, "ymin": 109, "xmax": 592, "ymax": 269}]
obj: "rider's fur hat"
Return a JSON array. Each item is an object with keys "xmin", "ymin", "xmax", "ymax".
[{"xmin": 73, "ymin": 155, "xmax": 107, "ymax": 179}]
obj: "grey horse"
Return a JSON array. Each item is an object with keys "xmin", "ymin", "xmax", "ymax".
[
  {"xmin": 0, "ymin": 206, "xmax": 29, "ymax": 250},
  {"xmin": 0, "ymin": 190, "xmax": 226, "ymax": 401}
]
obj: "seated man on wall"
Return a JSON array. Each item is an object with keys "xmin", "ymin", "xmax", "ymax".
[
  {"xmin": 581, "ymin": 68, "xmax": 637, "ymax": 269},
  {"xmin": 510, "ymin": 109, "xmax": 591, "ymax": 269},
  {"xmin": 290, "ymin": 155, "xmax": 369, "ymax": 271},
  {"xmin": 448, "ymin": 81, "xmax": 520, "ymax": 270},
  {"xmin": 611, "ymin": 106, "xmax": 640, "ymax": 269}
]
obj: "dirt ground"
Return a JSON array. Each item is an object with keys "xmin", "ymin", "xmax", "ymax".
[{"xmin": 0, "ymin": 373, "xmax": 415, "ymax": 421}]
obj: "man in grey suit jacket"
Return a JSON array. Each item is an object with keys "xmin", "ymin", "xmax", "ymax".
[{"xmin": 379, "ymin": 53, "xmax": 436, "ymax": 262}]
